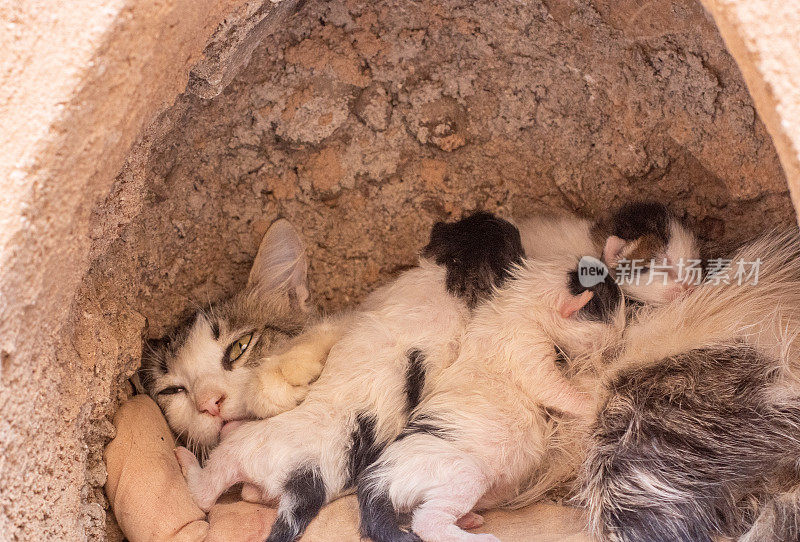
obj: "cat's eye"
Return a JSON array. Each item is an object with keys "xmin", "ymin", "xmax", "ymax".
[
  {"xmin": 227, "ymin": 333, "xmax": 254, "ymax": 364},
  {"xmin": 158, "ymin": 386, "xmax": 186, "ymax": 396}
]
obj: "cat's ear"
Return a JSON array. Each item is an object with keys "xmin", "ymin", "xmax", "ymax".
[
  {"xmin": 558, "ymin": 290, "xmax": 595, "ymax": 318},
  {"xmin": 248, "ymin": 219, "xmax": 310, "ymax": 312},
  {"xmin": 602, "ymin": 235, "xmax": 628, "ymax": 269}
]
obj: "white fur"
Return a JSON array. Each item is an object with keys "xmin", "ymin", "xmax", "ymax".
[
  {"xmin": 363, "ymin": 255, "xmax": 626, "ymax": 542},
  {"xmin": 515, "ymin": 213, "xmax": 598, "ymax": 263},
  {"xmin": 176, "ymin": 259, "xmax": 471, "ymax": 511}
]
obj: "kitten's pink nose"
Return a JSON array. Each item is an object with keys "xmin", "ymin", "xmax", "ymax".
[{"xmin": 197, "ymin": 393, "xmax": 226, "ymax": 417}]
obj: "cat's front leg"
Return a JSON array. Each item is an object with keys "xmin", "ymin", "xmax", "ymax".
[
  {"xmin": 174, "ymin": 445, "xmax": 243, "ymax": 512},
  {"xmin": 246, "ymin": 364, "xmax": 311, "ymax": 419},
  {"xmin": 278, "ymin": 313, "xmax": 353, "ymax": 384},
  {"xmin": 247, "ymin": 314, "xmax": 353, "ymax": 418}
]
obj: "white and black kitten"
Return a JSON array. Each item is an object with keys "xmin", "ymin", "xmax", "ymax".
[
  {"xmin": 174, "ymin": 211, "xmax": 526, "ymax": 542},
  {"xmin": 517, "ymin": 201, "xmax": 700, "ymax": 305},
  {"xmin": 359, "ymin": 237, "xmax": 625, "ymax": 542}
]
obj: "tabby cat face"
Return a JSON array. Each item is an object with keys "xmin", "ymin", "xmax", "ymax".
[{"xmin": 140, "ymin": 219, "xmax": 311, "ymax": 456}]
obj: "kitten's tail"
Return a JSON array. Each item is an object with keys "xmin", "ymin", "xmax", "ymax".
[
  {"xmin": 265, "ymin": 467, "xmax": 326, "ymax": 542},
  {"xmin": 357, "ymin": 466, "xmax": 422, "ymax": 542}
]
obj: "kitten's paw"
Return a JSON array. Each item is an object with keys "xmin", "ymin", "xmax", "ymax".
[
  {"xmin": 456, "ymin": 512, "xmax": 485, "ymax": 530},
  {"xmin": 247, "ymin": 365, "xmax": 310, "ymax": 419},
  {"xmin": 275, "ymin": 343, "xmax": 325, "ymax": 386},
  {"xmin": 241, "ymin": 482, "xmax": 263, "ymax": 503},
  {"xmin": 174, "ymin": 447, "xmax": 217, "ymax": 512},
  {"xmin": 468, "ymin": 535, "xmax": 500, "ymax": 542},
  {"xmin": 174, "ymin": 446, "xmax": 199, "ymax": 477}
]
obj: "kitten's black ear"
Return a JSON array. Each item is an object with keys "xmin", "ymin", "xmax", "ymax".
[{"xmin": 249, "ymin": 218, "xmax": 310, "ymax": 312}]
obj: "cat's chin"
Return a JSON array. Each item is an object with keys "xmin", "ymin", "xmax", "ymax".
[{"xmin": 219, "ymin": 418, "xmax": 250, "ymax": 439}]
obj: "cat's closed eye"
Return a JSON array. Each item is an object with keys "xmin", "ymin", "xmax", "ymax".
[{"xmin": 159, "ymin": 386, "xmax": 186, "ymax": 395}]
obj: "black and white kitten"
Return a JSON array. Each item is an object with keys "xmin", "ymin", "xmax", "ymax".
[
  {"xmin": 358, "ymin": 236, "xmax": 625, "ymax": 542},
  {"xmin": 353, "ymin": 203, "xmax": 704, "ymax": 542},
  {"xmin": 517, "ymin": 201, "xmax": 701, "ymax": 305},
  {"xmin": 174, "ymin": 211, "xmax": 526, "ymax": 542}
]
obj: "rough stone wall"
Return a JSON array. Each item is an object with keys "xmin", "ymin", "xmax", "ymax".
[
  {"xmin": 1, "ymin": 0, "xmax": 797, "ymax": 540},
  {"xmin": 93, "ymin": 0, "xmax": 791, "ymax": 323},
  {"xmin": 700, "ymin": 0, "xmax": 800, "ymax": 220},
  {"xmin": 0, "ymin": 0, "xmax": 298, "ymax": 540}
]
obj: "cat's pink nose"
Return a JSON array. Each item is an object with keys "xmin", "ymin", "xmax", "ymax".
[{"xmin": 197, "ymin": 393, "xmax": 226, "ymax": 417}]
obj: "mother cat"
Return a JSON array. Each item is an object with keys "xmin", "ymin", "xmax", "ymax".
[{"xmin": 153, "ymin": 211, "xmax": 529, "ymax": 542}]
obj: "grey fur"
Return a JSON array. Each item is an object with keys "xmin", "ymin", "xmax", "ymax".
[{"xmin": 581, "ymin": 344, "xmax": 800, "ymax": 542}]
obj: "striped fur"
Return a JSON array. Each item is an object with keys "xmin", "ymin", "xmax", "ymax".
[{"xmin": 582, "ymin": 229, "xmax": 800, "ymax": 542}]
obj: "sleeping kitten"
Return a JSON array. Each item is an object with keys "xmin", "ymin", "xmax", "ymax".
[
  {"xmin": 358, "ymin": 240, "xmax": 626, "ymax": 542},
  {"xmin": 517, "ymin": 201, "xmax": 700, "ymax": 304},
  {"xmin": 174, "ymin": 211, "xmax": 526, "ymax": 542},
  {"xmin": 139, "ymin": 219, "xmax": 326, "ymax": 458},
  {"xmin": 581, "ymin": 229, "xmax": 800, "ymax": 542},
  {"xmin": 354, "ymin": 202, "xmax": 702, "ymax": 542}
]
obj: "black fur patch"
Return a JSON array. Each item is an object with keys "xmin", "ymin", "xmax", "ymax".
[
  {"xmin": 221, "ymin": 339, "xmax": 236, "ymax": 371},
  {"xmin": 265, "ymin": 467, "xmax": 326, "ymax": 542},
  {"xmin": 396, "ymin": 414, "xmax": 451, "ymax": 442},
  {"xmin": 609, "ymin": 201, "xmax": 671, "ymax": 243},
  {"xmin": 567, "ymin": 270, "xmax": 622, "ymax": 322},
  {"xmin": 347, "ymin": 413, "xmax": 384, "ymax": 488},
  {"xmin": 422, "ymin": 211, "xmax": 525, "ymax": 308},
  {"xmin": 357, "ymin": 471, "xmax": 422, "ymax": 542},
  {"xmin": 404, "ymin": 349, "xmax": 426, "ymax": 412},
  {"xmin": 584, "ymin": 345, "xmax": 800, "ymax": 542}
]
